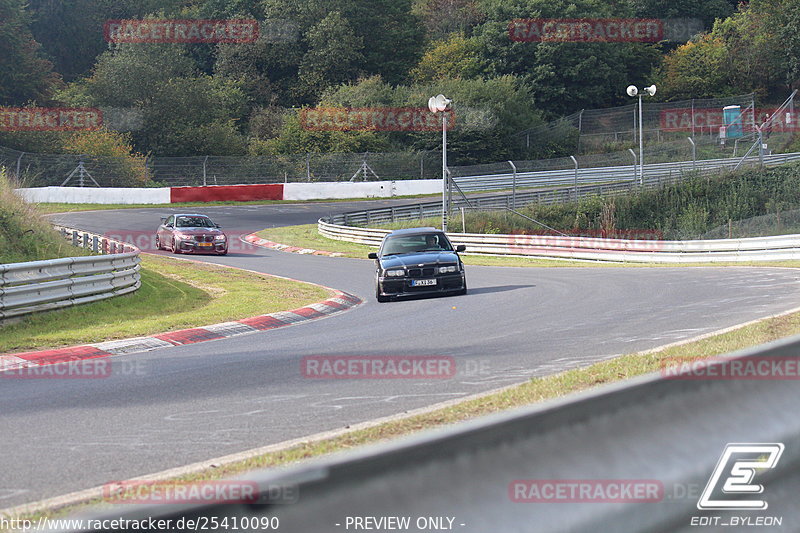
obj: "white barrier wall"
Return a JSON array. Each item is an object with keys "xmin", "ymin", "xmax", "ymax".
[
  {"xmin": 17, "ymin": 186, "xmax": 171, "ymax": 204},
  {"xmin": 284, "ymin": 180, "xmax": 441, "ymax": 201}
]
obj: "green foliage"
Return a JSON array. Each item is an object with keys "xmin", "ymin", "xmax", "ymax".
[
  {"xmin": 298, "ymin": 12, "xmax": 365, "ymax": 101},
  {"xmin": 0, "ymin": 0, "xmax": 61, "ymax": 105},
  {"xmin": 0, "ymin": 167, "xmax": 80, "ymax": 263},
  {"xmin": 654, "ymin": 34, "xmax": 733, "ymax": 100},
  {"xmin": 446, "ymin": 163, "xmax": 800, "ymax": 239},
  {"xmin": 656, "ymin": 0, "xmax": 799, "ymax": 101},
  {"xmin": 410, "ymin": 33, "xmax": 486, "ymax": 83},
  {"xmin": 471, "ymin": 0, "xmax": 662, "ymax": 116}
]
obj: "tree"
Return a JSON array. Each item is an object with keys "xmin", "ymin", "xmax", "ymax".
[
  {"xmin": 411, "ymin": 0, "xmax": 485, "ymax": 40},
  {"xmin": 61, "ymin": 128, "xmax": 151, "ymax": 186},
  {"xmin": 0, "ymin": 0, "xmax": 60, "ymax": 105},
  {"xmin": 628, "ymin": 0, "xmax": 735, "ymax": 28},
  {"xmin": 410, "ymin": 33, "xmax": 486, "ymax": 83},
  {"xmin": 298, "ymin": 12, "xmax": 364, "ymax": 101},
  {"xmin": 655, "ymin": 34, "xmax": 734, "ymax": 100},
  {"xmin": 26, "ymin": 0, "xmax": 188, "ymax": 82},
  {"xmin": 471, "ymin": 0, "xmax": 663, "ymax": 116}
]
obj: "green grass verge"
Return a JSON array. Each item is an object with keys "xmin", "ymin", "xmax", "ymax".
[
  {"xmin": 0, "ymin": 254, "xmax": 330, "ymax": 354},
  {"xmin": 9, "ymin": 298, "xmax": 800, "ymax": 525}
]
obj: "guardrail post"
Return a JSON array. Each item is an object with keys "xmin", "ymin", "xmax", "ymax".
[
  {"xmin": 92, "ymin": 236, "xmax": 99, "ymax": 253},
  {"xmin": 83, "ymin": 233, "xmax": 90, "ymax": 249},
  {"xmin": 569, "ymin": 155, "xmax": 578, "ymax": 201},
  {"xmin": 687, "ymin": 137, "xmax": 696, "ymax": 173},
  {"xmin": 72, "ymin": 230, "xmax": 79, "ymax": 247},
  {"xmin": 628, "ymin": 148, "xmax": 638, "ymax": 185},
  {"xmin": 390, "ymin": 207, "xmax": 396, "ymax": 223},
  {"xmin": 507, "ymin": 161, "xmax": 517, "ymax": 209}
]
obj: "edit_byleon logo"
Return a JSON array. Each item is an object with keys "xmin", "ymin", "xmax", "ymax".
[{"xmin": 697, "ymin": 443, "xmax": 784, "ymax": 511}]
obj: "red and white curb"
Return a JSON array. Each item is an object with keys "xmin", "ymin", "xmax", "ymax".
[
  {"xmin": 243, "ymin": 233, "xmax": 344, "ymax": 257},
  {"xmin": 0, "ymin": 290, "xmax": 361, "ymax": 374}
]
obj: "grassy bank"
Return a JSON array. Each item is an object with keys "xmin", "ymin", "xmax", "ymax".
[
  {"xmin": 0, "ymin": 254, "xmax": 330, "ymax": 354},
  {"xmin": 373, "ymin": 162, "xmax": 800, "ymax": 240},
  {"xmin": 0, "ymin": 169, "xmax": 86, "ymax": 263}
]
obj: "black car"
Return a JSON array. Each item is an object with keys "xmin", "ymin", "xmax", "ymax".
[{"xmin": 368, "ymin": 227, "xmax": 467, "ymax": 302}]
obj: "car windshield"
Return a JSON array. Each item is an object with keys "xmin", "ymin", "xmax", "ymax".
[
  {"xmin": 382, "ymin": 233, "xmax": 453, "ymax": 255},
  {"xmin": 175, "ymin": 216, "xmax": 214, "ymax": 228}
]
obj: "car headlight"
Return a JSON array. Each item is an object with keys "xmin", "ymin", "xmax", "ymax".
[
  {"xmin": 175, "ymin": 233, "xmax": 192, "ymax": 240},
  {"xmin": 385, "ymin": 269, "xmax": 405, "ymax": 277},
  {"xmin": 214, "ymin": 235, "xmax": 226, "ymax": 241},
  {"xmin": 438, "ymin": 265, "xmax": 458, "ymax": 274}
]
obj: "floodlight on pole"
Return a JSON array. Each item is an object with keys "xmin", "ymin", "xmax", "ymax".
[
  {"xmin": 626, "ymin": 84, "xmax": 656, "ymax": 185},
  {"xmin": 428, "ymin": 94, "xmax": 452, "ymax": 231}
]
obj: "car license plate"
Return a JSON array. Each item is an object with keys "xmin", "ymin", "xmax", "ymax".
[
  {"xmin": 198, "ymin": 242, "xmax": 213, "ymax": 247},
  {"xmin": 411, "ymin": 279, "xmax": 436, "ymax": 286}
]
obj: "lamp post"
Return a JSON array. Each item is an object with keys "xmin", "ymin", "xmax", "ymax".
[
  {"xmin": 428, "ymin": 94, "xmax": 452, "ymax": 231},
  {"xmin": 626, "ymin": 84, "xmax": 656, "ymax": 186}
]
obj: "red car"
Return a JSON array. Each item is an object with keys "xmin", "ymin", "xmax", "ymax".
[{"xmin": 156, "ymin": 214, "xmax": 228, "ymax": 255}]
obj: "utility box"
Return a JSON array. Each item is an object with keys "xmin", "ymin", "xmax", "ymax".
[{"xmin": 723, "ymin": 105, "xmax": 744, "ymax": 138}]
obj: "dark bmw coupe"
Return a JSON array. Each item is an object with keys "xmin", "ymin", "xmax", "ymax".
[{"xmin": 368, "ymin": 227, "xmax": 466, "ymax": 302}]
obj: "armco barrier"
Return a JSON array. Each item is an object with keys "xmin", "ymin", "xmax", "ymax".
[
  {"xmin": 318, "ymin": 219, "xmax": 800, "ymax": 262},
  {"xmin": 0, "ymin": 227, "xmax": 140, "ymax": 318},
  {"xmin": 68, "ymin": 333, "xmax": 800, "ymax": 533}
]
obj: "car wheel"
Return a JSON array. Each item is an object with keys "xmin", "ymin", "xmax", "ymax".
[{"xmin": 171, "ymin": 238, "xmax": 181, "ymax": 254}]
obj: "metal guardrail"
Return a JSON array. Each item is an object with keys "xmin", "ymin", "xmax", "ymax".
[
  {"xmin": 0, "ymin": 227, "xmax": 140, "ymax": 318},
  {"xmin": 68, "ymin": 333, "xmax": 800, "ymax": 533},
  {"xmin": 318, "ymin": 220, "xmax": 800, "ymax": 262},
  {"xmin": 452, "ymin": 152, "xmax": 800, "ymax": 193},
  {"xmin": 319, "ymin": 152, "xmax": 800, "ymax": 262}
]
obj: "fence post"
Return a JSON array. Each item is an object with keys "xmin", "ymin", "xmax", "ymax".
[
  {"xmin": 306, "ymin": 153, "xmax": 311, "ymax": 181},
  {"xmin": 203, "ymin": 156, "xmax": 208, "ymax": 186},
  {"xmin": 687, "ymin": 137, "xmax": 696, "ymax": 172},
  {"xmin": 15, "ymin": 152, "xmax": 24, "ymax": 180}
]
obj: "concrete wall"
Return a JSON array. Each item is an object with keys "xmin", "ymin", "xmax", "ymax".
[
  {"xmin": 16, "ymin": 180, "xmax": 443, "ymax": 204},
  {"xmin": 283, "ymin": 180, "xmax": 441, "ymax": 201},
  {"xmin": 17, "ymin": 186, "xmax": 171, "ymax": 204}
]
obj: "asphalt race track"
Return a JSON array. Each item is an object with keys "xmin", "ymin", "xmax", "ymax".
[{"xmin": 2, "ymin": 199, "xmax": 800, "ymax": 508}]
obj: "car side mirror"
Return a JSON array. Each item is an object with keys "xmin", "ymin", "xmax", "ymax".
[
  {"xmin": 160, "ymin": 217, "xmax": 167, "ymax": 222},
  {"xmin": 215, "ymin": 224, "xmax": 222, "ymax": 229},
  {"xmin": 368, "ymin": 252, "xmax": 378, "ymax": 259},
  {"xmin": 456, "ymin": 244, "xmax": 466, "ymax": 252}
]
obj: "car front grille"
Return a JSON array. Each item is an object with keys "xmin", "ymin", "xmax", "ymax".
[{"xmin": 407, "ymin": 267, "xmax": 435, "ymax": 278}]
